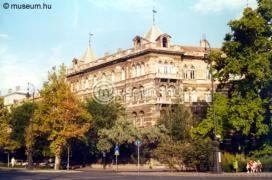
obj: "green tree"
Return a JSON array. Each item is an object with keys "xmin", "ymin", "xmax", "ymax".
[
  {"xmin": 9, "ymin": 101, "xmax": 36, "ymax": 167},
  {"xmin": 182, "ymin": 139, "xmax": 213, "ymax": 171},
  {"xmin": 35, "ymin": 65, "xmax": 92, "ymax": 170},
  {"xmin": 97, "ymin": 117, "xmax": 139, "ymax": 152},
  {"xmin": 153, "ymin": 138, "xmax": 187, "ymax": 171},
  {"xmin": 85, "ymin": 98, "xmax": 125, "ymax": 159},
  {"xmin": 191, "ymin": 93, "xmax": 228, "ymax": 139},
  {"xmin": 159, "ymin": 104, "xmax": 195, "ymax": 142},
  {"xmin": 0, "ymin": 97, "xmax": 19, "ymax": 164},
  {"xmin": 194, "ymin": 0, "xmax": 272, "ymax": 154}
]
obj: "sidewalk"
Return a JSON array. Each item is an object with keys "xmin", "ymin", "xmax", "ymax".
[
  {"xmin": 0, "ymin": 167, "xmax": 79, "ymax": 173},
  {"xmin": 119, "ymin": 171, "xmax": 272, "ymax": 177}
]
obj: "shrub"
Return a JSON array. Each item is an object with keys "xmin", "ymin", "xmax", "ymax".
[{"xmin": 221, "ymin": 152, "xmax": 247, "ymax": 172}]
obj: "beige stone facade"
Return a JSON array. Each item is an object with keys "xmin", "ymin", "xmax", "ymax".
[{"xmin": 67, "ymin": 25, "xmax": 214, "ymax": 127}]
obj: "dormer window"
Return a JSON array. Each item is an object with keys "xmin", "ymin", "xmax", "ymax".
[
  {"xmin": 162, "ymin": 37, "xmax": 168, "ymax": 48},
  {"xmin": 137, "ymin": 38, "xmax": 141, "ymax": 45}
]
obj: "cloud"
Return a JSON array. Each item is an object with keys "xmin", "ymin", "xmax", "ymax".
[
  {"xmin": 0, "ymin": 33, "xmax": 9, "ymax": 39},
  {"xmin": 192, "ymin": 0, "xmax": 257, "ymax": 13},
  {"xmin": 89, "ymin": 0, "xmax": 158, "ymax": 12}
]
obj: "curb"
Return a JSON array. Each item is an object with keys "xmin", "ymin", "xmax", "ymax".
[{"xmin": 118, "ymin": 172, "xmax": 272, "ymax": 177}]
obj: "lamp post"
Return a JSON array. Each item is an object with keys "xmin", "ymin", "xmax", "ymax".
[
  {"xmin": 26, "ymin": 82, "xmax": 35, "ymax": 169},
  {"xmin": 203, "ymin": 39, "xmax": 222, "ymax": 173}
]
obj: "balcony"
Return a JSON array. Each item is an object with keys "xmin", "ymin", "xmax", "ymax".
[{"xmin": 155, "ymin": 73, "xmax": 180, "ymax": 79}]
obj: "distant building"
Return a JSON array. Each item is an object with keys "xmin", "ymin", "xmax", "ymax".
[
  {"xmin": 67, "ymin": 24, "xmax": 215, "ymax": 127},
  {"xmin": 3, "ymin": 86, "xmax": 27, "ymax": 108}
]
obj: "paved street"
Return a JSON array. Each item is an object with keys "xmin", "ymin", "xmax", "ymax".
[{"xmin": 0, "ymin": 170, "xmax": 272, "ymax": 180}]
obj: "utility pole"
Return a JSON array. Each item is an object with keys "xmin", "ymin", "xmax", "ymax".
[
  {"xmin": 203, "ymin": 38, "xmax": 222, "ymax": 173},
  {"xmin": 26, "ymin": 82, "xmax": 35, "ymax": 169}
]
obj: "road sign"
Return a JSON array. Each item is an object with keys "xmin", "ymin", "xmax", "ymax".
[
  {"xmin": 114, "ymin": 145, "xmax": 119, "ymax": 172},
  {"xmin": 135, "ymin": 140, "xmax": 141, "ymax": 173},
  {"xmin": 114, "ymin": 149, "xmax": 119, "ymax": 156},
  {"xmin": 135, "ymin": 139, "xmax": 141, "ymax": 146}
]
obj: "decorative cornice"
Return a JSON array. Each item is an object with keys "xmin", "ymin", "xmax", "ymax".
[{"xmin": 67, "ymin": 48, "xmax": 204, "ymax": 78}]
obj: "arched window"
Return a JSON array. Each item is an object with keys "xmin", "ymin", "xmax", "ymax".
[
  {"xmin": 132, "ymin": 112, "xmax": 137, "ymax": 126},
  {"xmin": 190, "ymin": 66, "xmax": 195, "ymax": 79},
  {"xmin": 168, "ymin": 86, "xmax": 175, "ymax": 97},
  {"xmin": 183, "ymin": 65, "xmax": 188, "ymax": 79},
  {"xmin": 191, "ymin": 90, "xmax": 197, "ymax": 102},
  {"xmin": 162, "ymin": 37, "xmax": 168, "ymax": 48},
  {"xmin": 168, "ymin": 63, "xmax": 172, "ymax": 74},
  {"xmin": 122, "ymin": 89, "xmax": 126, "ymax": 102},
  {"xmin": 140, "ymin": 86, "xmax": 144, "ymax": 100},
  {"xmin": 88, "ymin": 75, "xmax": 92, "ymax": 86},
  {"xmin": 132, "ymin": 87, "xmax": 137, "ymax": 102},
  {"xmin": 85, "ymin": 78, "xmax": 89, "ymax": 89},
  {"xmin": 158, "ymin": 61, "xmax": 163, "ymax": 73},
  {"xmin": 164, "ymin": 62, "xmax": 168, "ymax": 74},
  {"xmin": 141, "ymin": 63, "xmax": 145, "ymax": 76},
  {"xmin": 205, "ymin": 90, "xmax": 212, "ymax": 102},
  {"xmin": 159, "ymin": 85, "xmax": 166, "ymax": 97},
  {"xmin": 132, "ymin": 65, "xmax": 136, "ymax": 78},
  {"xmin": 80, "ymin": 79, "xmax": 84, "ymax": 89},
  {"xmin": 121, "ymin": 68, "xmax": 125, "ymax": 80},
  {"xmin": 139, "ymin": 111, "xmax": 144, "ymax": 127},
  {"xmin": 75, "ymin": 81, "xmax": 79, "ymax": 91},
  {"xmin": 184, "ymin": 90, "xmax": 190, "ymax": 102},
  {"xmin": 93, "ymin": 75, "xmax": 97, "ymax": 84},
  {"xmin": 136, "ymin": 64, "xmax": 141, "ymax": 76},
  {"xmin": 111, "ymin": 71, "xmax": 115, "ymax": 82},
  {"xmin": 102, "ymin": 73, "xmax": 106, "ymax": 80}
]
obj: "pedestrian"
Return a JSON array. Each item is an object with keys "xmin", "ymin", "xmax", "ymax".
[{"xmin": 11, "ymin": 157, "xmax": 16, "ymax": 168}]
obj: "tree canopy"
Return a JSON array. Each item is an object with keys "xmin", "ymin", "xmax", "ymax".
[{"xmin": 34, "ymin": 64, "xmax": 92, "ymax": 169}]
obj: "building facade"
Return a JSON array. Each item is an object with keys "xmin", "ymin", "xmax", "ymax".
[
  {"xmin": 3, "ymin": 86, "xmax": 28, "ymax": 109},
  {"xmin": 67, "ymin": 25, "xmax": 214, "ymax": 127}
]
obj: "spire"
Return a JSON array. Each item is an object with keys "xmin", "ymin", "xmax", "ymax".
[
  {"xmin": 144, "ymin": 25, "xmax": 163, "ymax": 42},
  {"xmin": 144, "ymin": 7, "xmax": 163, "ymax": 42},
  {"xmin": 89, "ymin": 33, "xmax": 93, "ymax": 47},
  {"xmin": 81, "ymin": 33, "xmax": 96, "ymax": 62},
  {"xmin": 152, "ymin": 7, "xmax": 157, "ymax": 25}
]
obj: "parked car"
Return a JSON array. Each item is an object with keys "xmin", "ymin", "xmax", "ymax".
[{"xmin": 15, "ymin": 160, "xmax": 28, "ymax": 167}]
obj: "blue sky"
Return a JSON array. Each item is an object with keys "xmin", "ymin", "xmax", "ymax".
[{"xmin": 0, "ymin": 0, "xmax": 257, "ymax": 94}]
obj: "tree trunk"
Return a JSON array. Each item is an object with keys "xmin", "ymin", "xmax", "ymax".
[
  {"xmin": 27, "ymin": 148, "xmax": 33, "ymax": 169},
  {"xmin": 54, "ymin": 147, "xmax": 62, "ymax": 170},
  {"xmin": 54, "ymin": 154, "xmax": 61, "ymax": 170}
]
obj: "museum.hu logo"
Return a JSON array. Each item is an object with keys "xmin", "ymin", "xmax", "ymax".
[
  {"xmin": 93, "ymin": 80, "xmax": 116, "ymax": 104},
  {"xmin": 2, "ymin": 3, "xmax": 52, "ymax": 10}
]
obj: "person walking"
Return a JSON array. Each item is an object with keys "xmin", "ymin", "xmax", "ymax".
[{"xmin": 11, "ymin": 157, "xmax": 16, "ymax": 168}]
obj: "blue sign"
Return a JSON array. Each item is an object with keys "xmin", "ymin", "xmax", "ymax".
[
  {"xmin": 114, "ymin": 149, "xmax": 119, "ymax": 156},
  {"xmin": 114, "ymin": 145, "xmax": 120, "ymax": 156},
  {"xmin": 135, "ymin": 140, "xmax": 141, "ymax": 146}
]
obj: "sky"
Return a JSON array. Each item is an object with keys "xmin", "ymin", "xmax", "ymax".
[{"xmin": 0, "ymin": 0, "xmax": 257, "ymax": 95}]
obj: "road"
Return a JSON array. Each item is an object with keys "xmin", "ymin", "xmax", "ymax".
[{"xmin": 0, "ymin": 171, "xmax": 272, "ymax": 180}]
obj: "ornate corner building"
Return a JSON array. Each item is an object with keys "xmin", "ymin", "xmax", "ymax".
[{"xmin": 67, "ymin": 24, "xmax": 215, "ymax": 127}]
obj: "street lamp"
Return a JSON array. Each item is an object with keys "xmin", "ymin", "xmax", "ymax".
[
  {"xmin": 26, "ymin": 82, "xmax": 35, "ymax": 169},
  {"xmin": 203, "ymin": 39, "xmax": 222, "ymax": 173}
]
